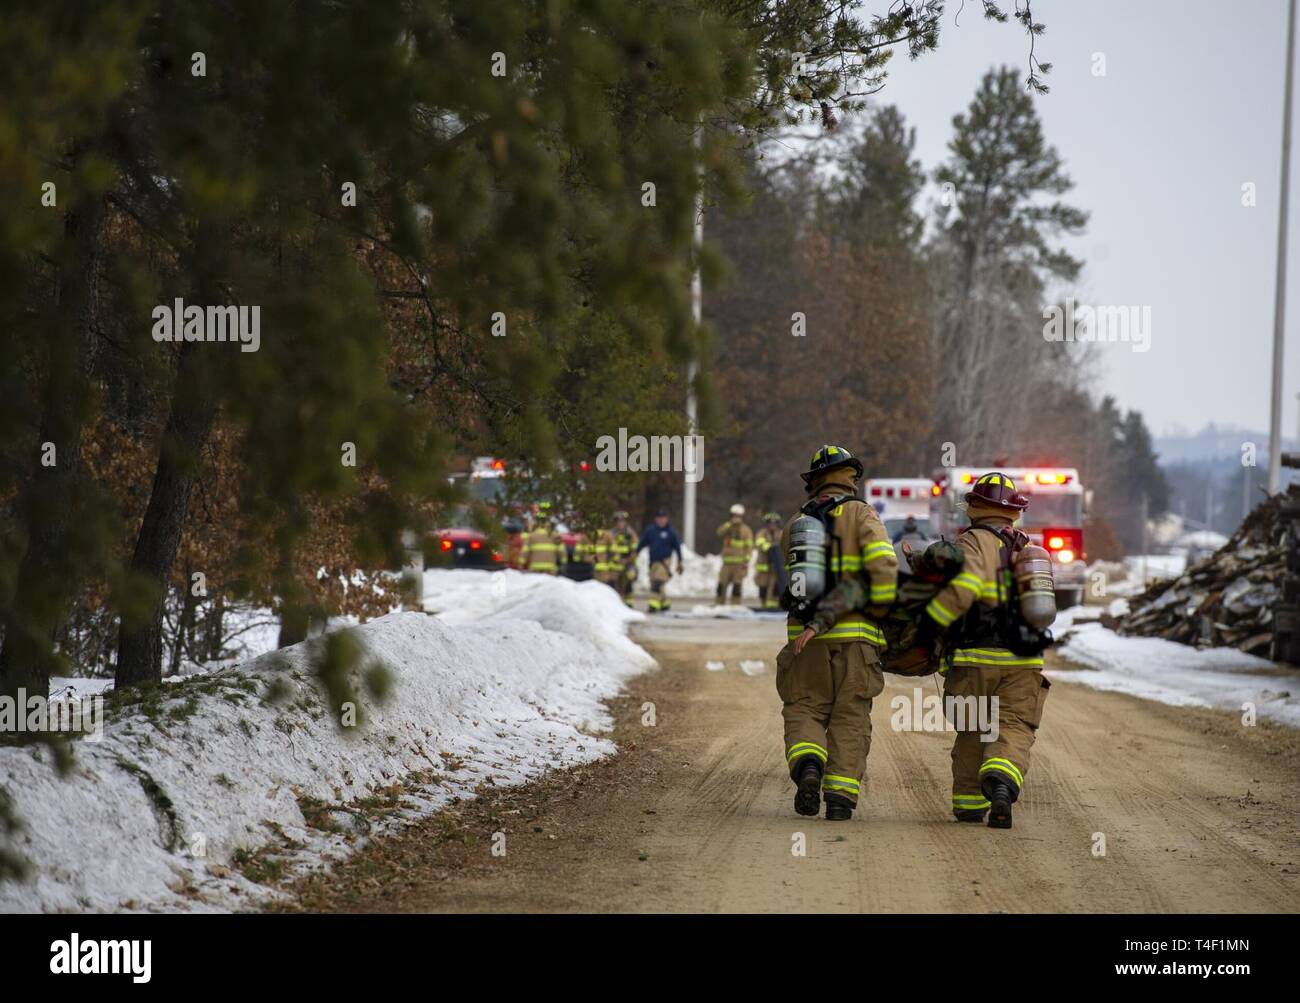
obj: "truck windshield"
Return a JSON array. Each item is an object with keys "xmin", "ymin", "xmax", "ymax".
[{"xmin": 1019, "ymin": 494, "xmax": 1083, "ymax": 527}]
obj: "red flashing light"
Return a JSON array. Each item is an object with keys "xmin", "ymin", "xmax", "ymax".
[
  {"xmin": 961, "ymin": 474, "xmax": 974, "ymax": 484},
  {"xmin": 492, "ymin": 552, "xmax": 503, "ymax": 562},
  {"xmin": 440, "ymin": 538, "xmax": 453, "ymax": 552},
  {"xmin": 491, "ymin": 459, "xmax": 505, "ymax": 470},
  {"xmin": 1042, "ymin": 528, "xmax": 1083, "ymax": 562},
  {"xmin": 470, "ymin": 539, "xmax": 482, "ymax": 550},
  {"xmin": 899, "ymin": 487, "xmax": 911, "ymax": 498},
  {"xmin": 870, "ymin": 487, "xmax": 883, "ymax": 496}
]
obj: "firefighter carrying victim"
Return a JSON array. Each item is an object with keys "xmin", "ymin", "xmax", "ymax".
[
  {"xmin": 778, "ymin": 453, "xmax": 1055, "ymax": 829},
  {"xmin": 777, "ymin": 445, "xmax": 896, "ymax": 822},
  {"xmin": 914, "ymin": 471, "xmax": 1054, "ymax": 830}
]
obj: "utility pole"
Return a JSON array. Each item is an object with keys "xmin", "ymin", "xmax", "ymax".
[
  {"xmin": 1139, "ymin": 492, "xmax": 1149, "ymax": 587},
  {"xmin": 1269, "ymin": 0, "xmax": 1297, "ymax": 495},
  {"xmin": 683, "ymin": 126, "xmax": 703, "ymax": 552}
]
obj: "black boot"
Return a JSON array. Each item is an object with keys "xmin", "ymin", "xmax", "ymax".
[
  {"xmin": 793, "ymin": 756, "xmax": 822, "ymax": 817},
  {"xmin": 984, "ymin": 778, "xmax": 1015, "ymax": 829},
  {"xmin": 954, "ymin": 808, "xmax": 987, "ymax": 824},
  {"xmin": 824, "ymin": 793, "xmax": 853, "ymax": 821}
]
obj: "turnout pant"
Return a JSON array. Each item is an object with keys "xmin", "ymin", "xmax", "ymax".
[
  {"xmin": 776, "ymin": 640, "xmax": 884, "ymax": 807},
  {"xmin": 717, "ymin": 563, "xmax": 746, "ymax": 604},
  {"xmin": 942, "ymin": 661, "xmax": 1050, "ymax": 816},
  {"xmin": 648, "ymin": 560, "xmax": 672, "ymax": 610}
]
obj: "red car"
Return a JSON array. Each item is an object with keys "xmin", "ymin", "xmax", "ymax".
[{"xmin": 429, "ymin": 527, "xmax": 505, "ymax": 570}]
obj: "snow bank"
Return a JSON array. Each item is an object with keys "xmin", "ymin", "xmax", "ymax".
[
  {"xmin": 636, "ymin": 545, "xmax": 758, "ymax": 599},
  {"xmin": 1052, "ymin": 620, "xmax": 1300, "ymax": 728},
  {"xmin": 0, "ymin": 572, "xmax": 653, "ymax": 912}
]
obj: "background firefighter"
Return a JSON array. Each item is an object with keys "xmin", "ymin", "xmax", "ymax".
[
  {"xmin": 754, "ymin": 511, "xmax": 782, "ymax": 609},
  {"xmin": 778, "ymin": 445, "xmax": 897, "ymax": 822},
  {"xmin": 716, "ymin": 503, "xmax": 753, "ymax": 605},
  {"xmin": 918, "ymin": 472, "xmax": 1052, "ymax": 830},
  {"xmin": 637, "ymin": 508, "xmax": 683, "ymax": 612},
  {"xmin": 596, "ymin": 511, "xmax": 638, "ymax": 606},
  {"xmin": 521, "ymin": 510, "xmax": 563, "ymax": 575}
]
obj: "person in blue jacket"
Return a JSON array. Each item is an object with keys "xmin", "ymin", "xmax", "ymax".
[{"xmin": 638, "ymin": 508, "xmax": 683, "ymax": 612}]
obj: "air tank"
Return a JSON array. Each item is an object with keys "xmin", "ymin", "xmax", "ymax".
[
  {"xmin": 786, "ymin": 514, "xmax": 829, "ymax": 601},
  {"xmin": 1014, "ymin": 544, "xmax": 1057, "ymax": 629}
]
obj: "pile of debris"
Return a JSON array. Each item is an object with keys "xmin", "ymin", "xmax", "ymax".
[{"xmin": 1114, "ymin": 486, "xmax": 1300, "ymax": 656}]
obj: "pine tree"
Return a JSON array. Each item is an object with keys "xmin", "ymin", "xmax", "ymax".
[
  {"xmin": 823, "ymin": 105, "xmax": 925, "ymax": 251},
  {"xmin": 928, "ymin": 65, "xmax": 1088, "ymax": 462}
]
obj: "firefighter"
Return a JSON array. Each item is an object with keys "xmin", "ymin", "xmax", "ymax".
[
  {"xmin": 521, "ymin": 506, "xmax": 563, "ymax": 575},
  {"xmin": 918, "ymin": 472, "xmax": 1051, "ymax": 830},
  {"xmin": 715, "ymin": 504, "xmax": 753, "ymax": 606},
  {"xmin": 781, "ymin": 445, "xmax": 897, "ymax": 821},
  {"xmin": 637, "ymin": 508, "xmax": 683, "ymax": 612},
  {"xmin": 596, "ymin": 510, "xmax": 638, "ymax": 606},
  {"xmin": 503, "ymin": 516, "xmax": 526, "ymax": 569},
  {"xmin": 754, "ymin": 511, "xmax": 783, "ymax": 609},
  {"xmin": 567, "ymin": 524, "xmax": 596, "ymax": 581}
]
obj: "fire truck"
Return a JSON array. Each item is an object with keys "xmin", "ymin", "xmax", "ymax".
[{"xmin": 929, "ymin": 466, "xmax": 1088, "ymax": 608}]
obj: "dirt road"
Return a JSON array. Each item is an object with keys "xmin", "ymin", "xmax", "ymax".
[{"xmin": 280, "ymin": 616, "xmax": 1300, "ymax": 913}]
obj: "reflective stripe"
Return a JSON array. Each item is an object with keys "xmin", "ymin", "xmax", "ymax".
[
  {"xmin": 863, "ymin": 541, "xmax": 894, "ymax": 563},
  {"xmin": 979, "ymin": 757, "xmax": 1024, "ymax": 787},
  {"xmin": 952, "ymin": 794, "xmax": 991, "ymax": 809},
  {"xmin": 832, "ymin": 554, "xmax": 862, "ymax": 572},
  {"xmin": 787, "ymin": 618, "xmax": 887, "ymax": 646},
  {"xmin": 822, "ymin": 774, "xmax": 860, "ymax": 794},
  {"xmin": 926, "ymin": 598, "xmax": 958, "ymax": 627},
  {"xmin": 787, "ymin": 741, "xmax": 828, "ymax": 764},
  {"xmin": 953, "ymin": 573, "xmax": 982, "ymax": 596},
  {"xmin": 950, "ymin": 647, "xmax": 1043, "ymax": 668},
  {"xmin": 869, "ymin": 583, "xmax": 896, "ymax": 602},
  {"xmin": 723, "ymin": 556, "xmax": 749, "ymax": 564}
]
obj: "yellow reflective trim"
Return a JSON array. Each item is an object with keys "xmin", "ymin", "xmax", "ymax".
[
  {"xmin": 787, "ymin": 742, "xmax": 828, "ymax": 763},
  {"xmin": 980, "ymin": 758, "xmax": 1024, "ymax": 786},
  {"xmin": 926, "ymin": 599, "xmax": 957, "ymax": 626},
  {"xmin": 950, "ymin": 647, "xmax": 1043, "ymax": 668}
]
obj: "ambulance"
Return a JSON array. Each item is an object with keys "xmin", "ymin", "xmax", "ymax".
[
  {"xmin": 929, "ymin": 466, "xmax": 1088, "ymax": 608},
  {"xmin": 864, "ymin": 477, "xmax": 934, "ymax": 540}
]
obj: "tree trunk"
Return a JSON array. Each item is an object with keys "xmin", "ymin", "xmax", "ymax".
[
  {"xmin": 204, "ymin": 596, "xmax": 225, "ymax": 662},
  {"xmin": 115, "ymin": 342, "xmax": 217, "ymax": 688},
  {"xmin": 169, "ymin": 568, "xmax": 197, "ymax": 677},
  {"xmin": 0, "ymin": 193, "xmax": 104, "ymax": 703}
]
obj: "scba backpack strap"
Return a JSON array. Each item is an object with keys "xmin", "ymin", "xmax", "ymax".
[
  {"xmin": 967, "ymin": 524, "xmax": 1054, "ymax": 657},
  {"xmin": 782, "ymin": 493, "xmax": 861, "ymax": 623}
]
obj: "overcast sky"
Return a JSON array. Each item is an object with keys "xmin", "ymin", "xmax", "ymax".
[{"xmin": 856, "ymin": 0, "xmax": 1297, "ymax": 439}]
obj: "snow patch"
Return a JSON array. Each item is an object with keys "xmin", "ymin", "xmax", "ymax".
[
  {"xmin": 0, "ymin": 572, "xmax": 653, "ymax": 912},
  {"xmin": 1052, "ymin": 620, "xmax": 1300, "ymax": 728}
]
